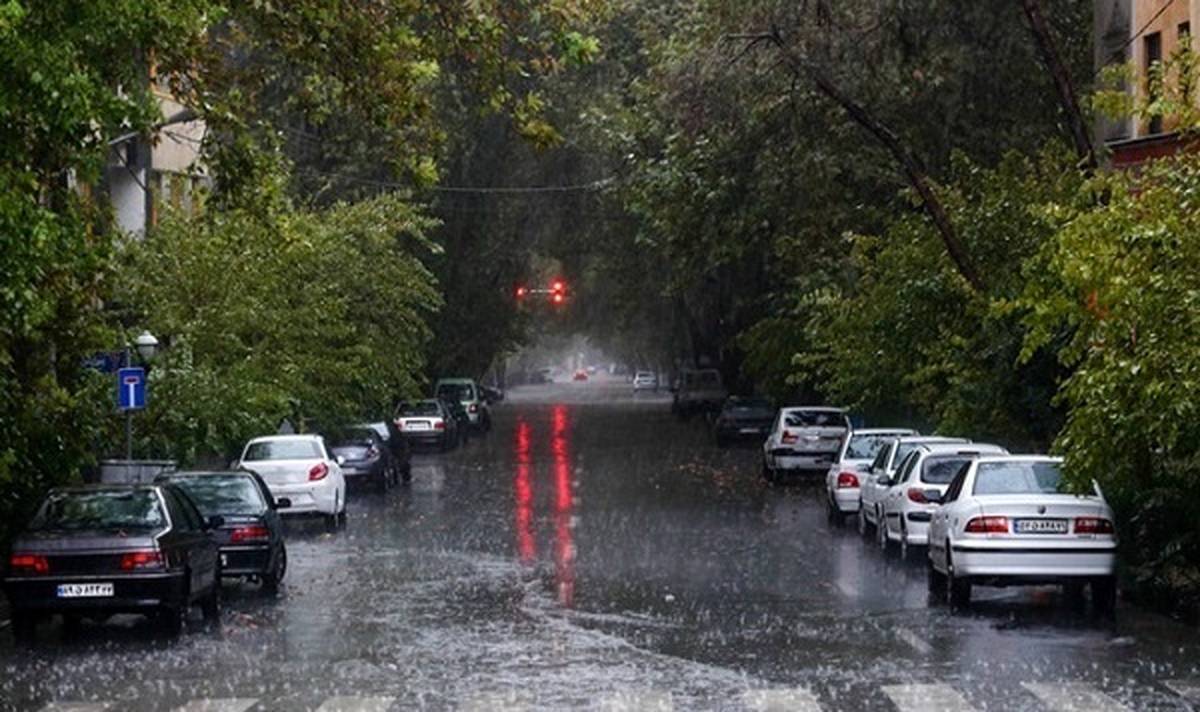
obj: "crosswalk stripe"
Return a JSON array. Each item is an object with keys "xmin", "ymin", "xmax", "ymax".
[
  {"xmin": 173, "ymin": 699, "xmax": 259, "ymax": 712},
  {"xmin": 597, "ymin": 690, "xmax": 674, "ymax": 712},
  {"xmin": 1022, "ymin": 682, "xmax": 1129, "ymax": 712},
  {"xmin": 314, "ymin": 697, "xmax": 395, "ymax": 712},
  {"xmin": 38, "ymin": 705, "xmax": 110, "ymax": 712},
  {"xmin": 1164, "ymin": 679, "xmax": 1200, "ymax": 702},
  {"xmin": 457, "ymin": 692, "xmax": 529, "ymax": 711},
  {"xmin": 741, "ymin": 687, "xmax": 823, "ymax": 711},
  {"xmin": 882, "ymin": 684, "xmax": 976, "ymax": 712}
]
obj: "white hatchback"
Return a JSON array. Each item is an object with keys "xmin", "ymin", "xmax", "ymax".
[
  {"xmin": 236, "ymin": 435, "xmax": 346, "ymax": 528},
  {"xmin": 858, "ymin": 435, "xmax": 969, "ymax": 535},
  {"xmin": 927, "ymin": 456, "xmax": 1118, "ymax": 612},
  {"xmin": 824, "ymin": 428, "xmax": 917, "ymax": 523}
]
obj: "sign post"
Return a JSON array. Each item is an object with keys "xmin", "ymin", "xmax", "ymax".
[{"xmin": 116, "ymin": 366, "xmax": 147, "ymax": 461}]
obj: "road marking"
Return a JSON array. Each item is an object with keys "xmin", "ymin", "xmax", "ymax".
[
  {"xmin": 598, "ymin": 690, "xmax": 674, "ymax": 711},
  {"xmin": 174, "ymin": 700, "xmax": 259, "ymax": 712},
  {"xmin": 314, "ymin": 697, "xmax": 395, "ymax": 712},
  {"xmin": 741, "ymin": 687, "xmax": 823, "ymax": 711},
  {"xmin": 1164, "ymin": 679, "xmax": 1200, "ymax": 702},
  {"xmin": 37, "ymin": 705, "xmax": 110, "ymax": 712},
  {"xmin": 1022, "ymin": 682, "xmax": 1129, "ymax": 712},
  {"xmin": 882, "ymin": 684, "xmax": 976, "ymax": 712},
  {"xmin": 893, "ymin": 626, "xmax": 934, "ymax": 655}
]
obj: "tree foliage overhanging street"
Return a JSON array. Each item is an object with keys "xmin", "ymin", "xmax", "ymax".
[{"xmin": 3, "ymin": 0, "xmax": 1200, "ymax": 610}]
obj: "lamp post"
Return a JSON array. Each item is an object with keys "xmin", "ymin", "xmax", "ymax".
[{"xmin": 122, "ymin": 330, "xmax": 158, "ymax": 461}]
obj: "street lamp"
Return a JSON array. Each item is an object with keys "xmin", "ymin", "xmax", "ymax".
[{"xmin": 134, "ymin": 330, "xmax": 159, "ymax": 362}]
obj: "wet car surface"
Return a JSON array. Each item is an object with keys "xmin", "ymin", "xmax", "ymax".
[{"xmin": 2, "ymin": 382, "xmax": 1199, "ymax": 710}]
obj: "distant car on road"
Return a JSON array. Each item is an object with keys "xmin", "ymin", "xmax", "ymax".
[
  {"xmin": 395, "ymin": 399, "xmax": 460, "ymax": 452},
  {"xmin": 573, "ymin": 369, "xmax": 588, "ymax": 381},
  {"xmin": 761, "ymin": 407, "xmax": 850, "ymax": 481},
  {"xmin": 435, "ymin": 378, "xmax": 491, "ymax": 432},
  {"xmin": 155, "ymin": 471, "xmax": 288, "ymax": 594},
  {"xmin": 328, "ymin": 427, "xmax": 397, "ymax": 493},
  {"xmin": 713, "ymin": 396, "xmax": 776, "ymax": 447},
  {"xmin": 878, "ymin": 442, "xmax": 1008, "ymax": 560},
  {"xmin": 3, "ymin": 484, "xmax": 222, "ymax": 640},
  {"xmin": 632, "ymin": 371, "xmax": 658, "ymax": 392},
  {"xmin": 671, "ymin": 368, "xmax": 728, "ymax": 418},
  {"xmin": 236, "ymin": 435, "xmax": 346, "ymax": 530},
  {"xmin": 858, "ymin": 435, "xmax": 969, "ymax": 535},
  {"xmin": 927, "ymin": 456, "xmax": 1117, "ymax": 613},
  {"xmin": 824, "ymin": 428, "xmax": 918, "ymax": 524}
]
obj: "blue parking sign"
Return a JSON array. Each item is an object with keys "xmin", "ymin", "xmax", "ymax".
[{"xmin": 117, "ymin": 367, "xmax": 147, "ymax": 411}]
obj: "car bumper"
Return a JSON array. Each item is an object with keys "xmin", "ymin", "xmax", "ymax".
[
  {"xmin": 342, "ymin": 463, "xmax": 385, "ymax": 482},
  {"xmin": 770, "ymin": 452, "xmax": 837, "ymax": 471},
  {"xmin": 901, "ymin": 519, "xmax": 930, "ymax": 545},
  {"xmin": 950, "ymin": 542, "xmax": 1118, "ymax": 580},
  {"xmin": 219, "ymin": 545, "xmax": 272, "ymax": 576},
  {"xmin": 267, "ymin": 480, "xmax": 338, "ymax": 515},
  {"xmin": 4, "ymin": 572, "xmax": 188, "ymax": 613},
  {"xmin": 833, "ymin": 488, "xmax": 860, "ymax": 512}
]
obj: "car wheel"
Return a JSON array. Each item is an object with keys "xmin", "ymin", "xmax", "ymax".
[
  {"xmin": 263, "ymin": 546, "xmax": 287, "ymax": 595},
  {"xmin": 857, "ymin": 504, "xmax": 869, "ymax": 537},
  {"xmin": 826, "ymin": 495, "xmax": 842, "ymax": 526},
  {"xmin": 401, "ymin": 464, "xmax": 412, "ymax": 484},
  {"xmin": 1092, "ymin": 576, "xmax": 1117, "ymax": 616},
  {"xmin": 899, "ymin": 521, "xmax": 912, "ymax": 561},
  {"xmin": 200, "ymin": 572, "xmax": 221, "ymax": 622},
  {"xmin": 376, "ymin": 468, "xmax": 390, "ymax": 494},
  {"xmin": 761, "ymin": 459, "xmax": 776, "ymax": 484},
  {"xmin": 11, "ymin": 612, "xmax": 36, "ymax": 644},
  {"xmin": 877, "ymin": 510, "xmax": 891, "ymax": 552},
  {"xmin": 926, "ymin": 554, "xmax": 947, "ymax": 601},
  {"xmin": 947, "ymin": 549, "xmax": 971, "ymax": 608},
  {"xmin": 156, "ymin": 604, "xmax": 186, "ymax": 636}
]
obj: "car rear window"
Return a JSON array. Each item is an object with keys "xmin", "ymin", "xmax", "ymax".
[
  {"xmin": 243, "ymin": 440, "xmax": 322, "ymax": 461},
  {"xmin": 844, "ymin": 434, "xmax": 897, "ymax": 460},
  {"xmin": 973, "ymin": 461, "xmax": 1064, "ymax": 495},
  {"xmin": 784, "ymin": 411, "xmax": 847, "ymax": 428},
  {"xmin": 921, "ymin": 456, "xmax": 973, "ymax": 484},
  {"xmin": 31, "ymin": 490, "xmax": 166, "ymax": 531},
  {"xmin": 397, "ymin": 401, "xmax": 440, "ymax": 416},
  {"xmin": 437, "ymin": 384, "xmax": 474, "ymax": 401},
  {"xmin": 166, "ymin": 476, "xmax": 266, "ymax": 516}
]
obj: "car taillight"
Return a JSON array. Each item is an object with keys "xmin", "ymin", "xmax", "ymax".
[
  {"xmin": 1075, "ymin": 517, "xmax": 1114, "ymax": 534},
  {"xmin": 9, "ymin": 554, "xmax": 49, "ymax": 575},
  {"xmin": 119, "ymin": 550, "xmax": 164, "ymax": 571},
  {"xmin": 837, "ymin": 472, "xmax": 859, "ymax": 488},
  {"xmin": 469, "ymin": 403, "xmax": 478, "ymax": 413},
  {"xmin": 230, "ymin": 525, "xmax": 271, "ymax": 543},
  {"xmin": 434, "ymin": 420, "xmax": 445, "ymax": 431},
  {"xmin": 906, "ymin": 488, "xmax": 929, "ymax": 504},
  {"xmin": 309, "ymin": 462, "xmax": 329, "ymax": 481},
  {"xmin": 964, "ymin": 516, "xmax": 1009, "ymax": 534},
  {"xmin": 781, "ymin": 431, "xmax": 799, "ymax": 444}
]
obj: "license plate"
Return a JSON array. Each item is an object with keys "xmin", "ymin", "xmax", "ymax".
[
  {"xmin": 1015, "ymin": 518, "xmax": 1068, "ymax": 534},
  {"xmin": 407, "ymin": 422, "xmax": 431, "ymax": 431},
  {"xmin": 57, "ymin": 583, "xmax": 114, "ymax": 598}
]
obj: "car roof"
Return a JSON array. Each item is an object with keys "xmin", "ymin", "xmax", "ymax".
[
  {"xmin": 974, "ymin": 454, "xmax": 1062, "ymax": 465},
  {"xmin": 248, "ymin": 434, "xmax": 323, "ymax": 443},
  {"xmin": 782, "ymin": 406, "xmax": 845, "ymax": 413},
  {"xmin": 895, "ymin": 435, "xmax": 967, "ymax": 444},
  {"xmin": 160, "ymin": 470, "xmax": 252, "ymax": 477},
  {"xmin": 849, "ymin": 428, "xmax": 916, "ymax": 436},
  {"xmin": 920, "ymin": 442, "xmax": 1007, "ymax": 456},
  {"xmin": 49, "ymin": 483, "xmax": 162, "ymax": 494}
]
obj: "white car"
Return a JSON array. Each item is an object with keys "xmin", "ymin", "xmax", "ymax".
[
  {"xmin": 927, "ymin": 455, "xmax": 1118, "ymax": 612},
  {"xmin": 633, "ymin": 371, "xmax": 658, "ymax": 391},
  {"xmin": 762, "ymin": 407, "xmax": 850, "ymax": 480},
  {"xmin": 858, "ymin": 435, "xmax": 969, "ymax": 536},
  {"xmin": 878, "ymin": 442, "xmax": 1008, "ymax": 559},
  {"xmin": 824, "ymin": 428, "xmax": 917, "ymax": 523},
  {"xmin": 237, "ymin": 435, "xmax": 346, "ymax": 528}
]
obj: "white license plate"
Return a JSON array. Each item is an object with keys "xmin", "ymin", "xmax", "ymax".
[
  {"xmin": 1015, "ymin": 518, "xmax": 1068, "ymax": 534},
  {"xmin": 407, "ymin": 422, "xmax": 431, "ymax": 431},
  {"xmin": 57, "ymin": 583, "xmax": 114, "ymax": 598}
]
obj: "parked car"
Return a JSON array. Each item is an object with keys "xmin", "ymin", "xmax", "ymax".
[
  {"xmin": 328, "ymin": 427, "xmax": 395, "ymax": 493},
  {"xmin": 632, "ymin": 371, "xmax": 658, "ymax": 392},
  {"xmin": 824, "ymin": 428, "xmax": 918, "ymax": 524},
  {"xmin": 434, "ymin": 378, "xmax": 491, "ymax": 432},
  {"xmin": 671, "ymin": 368, "xmax": 728, "ymax": 418},
  {"xmin": 235, "ymin": 435, "xmax": 346, "ymax": 529},
  {"xmin": 761, "ymin": 407, "xmax": 851, "ymax": 481},
  {"xmin": 3, "ymin": 484, "xmax": 222, "ymax": 640},
  {"xmin": 573, "ymin": 369, "xmax": 589, "ymax": 381},
  {"xmin": 878, "ymin": 443, "xmax": 1008, "ymax": 560},
  {"xmin": 364, "ymin": 421, "xmax": 412, "ymax": 484},
  {"xmin": 395, "ymin": 399, "xmax": 459, "ymax": 451},
  {"xmin": 439, "ymin": 397, "xmax": 472, "ymax": 446},
  {"xmin": 713, "ymin": 396, "xmax": 776, "ymax": 447},
  {"xmin": 926, "ymin": 456, "xmax": 1118, "ymax": 613},
  {"xmin": 858, "ymin": 435, "xmax": 969, "ymax": 535},
  {"xmin": 155, "ymin": 471, "xmax": 288, "ymax": 594}
]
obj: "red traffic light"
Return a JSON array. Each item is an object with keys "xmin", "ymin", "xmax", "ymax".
[{"xmin": 552, "ymin": 292, "xmax": 565, "ymax": 304}]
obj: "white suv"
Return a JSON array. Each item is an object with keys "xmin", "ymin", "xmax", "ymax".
[{"xmin": 237, "ymin": 435, "xmax": 346, "ymax": 528}]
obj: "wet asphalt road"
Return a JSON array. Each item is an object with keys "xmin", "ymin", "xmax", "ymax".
[{"xmin": 2, "ymin": 379, "xmax": 1199, "ymax": 711}]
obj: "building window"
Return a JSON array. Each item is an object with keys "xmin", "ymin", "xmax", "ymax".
[
  {"xmin": 1145, "ymin": 31, "xmax": 1163, "ymax": 135},
  {"xmin": 1180, "ymin": 22, "xmax": 1191, "ymax": 41}
]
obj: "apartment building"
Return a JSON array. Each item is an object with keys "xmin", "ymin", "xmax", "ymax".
[{"xmin": 1097, "ymin": 0, "xmax": 1199, "ymax": 166}]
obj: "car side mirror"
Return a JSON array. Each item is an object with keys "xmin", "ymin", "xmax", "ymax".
[
  {"xmin": 205, "ymin": 515, "xmax": 225, "ymax": 530},
  {"xmin": 275, "ymin": 498, "xmax": 292, "ymax": 510},
  {"xmin": 924, "ymin": 489, "xmax": 944, "ymax": 505},
  {"xmin": 335, "ymin": 455, "xmax": 346, "ymax": 466}
]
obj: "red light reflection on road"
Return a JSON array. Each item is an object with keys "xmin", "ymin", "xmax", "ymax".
[
  {"xmin": 514, "ymin": 418, "xmax": 535, "ymax": 564},
  {"xmin": 551, "ymin": 405, "xmax": 576, "ymax": 607}
]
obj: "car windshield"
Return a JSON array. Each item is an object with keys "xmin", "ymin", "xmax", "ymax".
[
  {"xmin": 243, "ymin": 439, "xmax": 322, "ymax": 461},
  {"xmin": 30, "ymin": 490, "xmax": 166, "ymax": 531},
  {"xmin": 437, "ymin": 384, "xmax": 474, "ymax": 401},
  {"xmin": 784, "ymin": 411, "xmax": 846, "ymax": 428},
  {"xmin": 165, "ymin": 476, "xmax": 266, "ymax": 517},
  {"xmin": 844, "ymin": 434, "xmax": 900, "ymax": 460},
  {"xmin": 921, "ymin": 456, "xmax": 974, "ymax": 484},
  {"xmin": 398, "ymin": 401, "xmax": 440, "ymax": 417},
  {"xmin": 973, "ymin": 461, "xmax": 1064, "ymax": 495},
  {"xmin": 332, "ymin": 429, "xmax": 375, "ymax": 448}
]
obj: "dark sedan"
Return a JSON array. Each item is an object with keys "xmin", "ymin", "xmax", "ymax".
[
  {"xmin": 714, "ymin": 396, "xmax": 777, "ymax": 447},
  {"xmin": 3, "ymin": 484, "xmax": 222, "ymax": 640},
  {"xmin": 328, "ymin": 427, "xmax": 394, "ymax": 493},
  {"xmin": 156, "ymin": 471, "xmax": 287, "ymax": 594}
]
